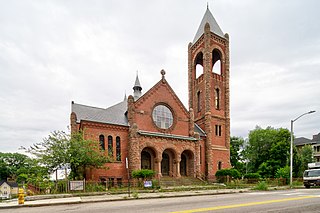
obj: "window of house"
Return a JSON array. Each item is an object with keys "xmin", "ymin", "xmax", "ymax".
[
  {"xmin": 215, "ymin": 125, "xmax": 222, "ymax": 136},
  {"xmin": 116, "ymin": 136, "xmax": 121, "ymax": 161},
  {"xmin": 108, "ymin": 136, "xmax": 113, "ymax": 156},
  {"xmin": 99, "ymin": 135, "xmax": 105, "ymax": 150},
  {"xmin": 152, "ymin": 104, "xmax": 173, "ymax": 129}
]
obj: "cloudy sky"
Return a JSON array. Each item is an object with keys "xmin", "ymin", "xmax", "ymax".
[{"xmin": 1, "ymin": 0, "xmax": 319, "ymax": 153}]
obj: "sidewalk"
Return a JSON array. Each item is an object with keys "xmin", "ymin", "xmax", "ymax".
[{"xmin": 0, "ymin": 188, "xmax": 250, "ymax": 209}]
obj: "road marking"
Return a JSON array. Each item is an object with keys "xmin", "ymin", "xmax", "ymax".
[{"xmin": 171, "ymin": 196, "xmax": 317, "ymax": 213}]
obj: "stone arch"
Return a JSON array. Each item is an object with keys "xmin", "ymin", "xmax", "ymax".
[
  {"xmin": 194, "ymin": 51, "xmax": 204, "ymax": 79},
  {"xmin": 180, "ymin": 150, "xmax": 195, "ymax": 177},
  {"xmin": 141, "ymin": 147, "xmax": 157, "ymax": 171},
  {"xmin": 211, "ymin": 48, "xmax": 223, "ymax": 75},
  {"xmin": 161, "ymin": 148, "xmax": 177, "ymax": 177}
]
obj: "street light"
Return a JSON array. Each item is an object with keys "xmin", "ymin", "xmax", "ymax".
[{"xmin": 290, "ymin": 110, "xmax": 316, "ymax": 187}]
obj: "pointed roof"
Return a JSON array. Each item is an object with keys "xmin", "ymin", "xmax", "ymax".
[
  {"xmin": 133, "ymin": 74, "xmax": 142, "ymax": 90},
  {"xmin": 193, "ymin": 7, "xmax": 225, "ymax": 43}
]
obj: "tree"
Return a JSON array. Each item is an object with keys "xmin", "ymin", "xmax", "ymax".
[
  {"xmin": 68, "ymin": 131, "xmax": 111, "ymax": 179},
  {"xmin": 245, "ymin": 126, "xmax": 290, "ymax": 177},
  {"xmin": 294, "ymin": 145, "xmax": 313, "ymax": 177},
  {"xmin": 0, "ymin": 152, "xmax": 48, "ymax": 183},
  {"xmin": 22, "ymin": 131, "xmax": 70, "ymax": 173},
  {"xmin": 230, "ymin": 136, "xmax": 246, "ymax": 174},
  {"xmin": 23, "ymin": 130, "xmax": 111, "ymax": 180}
]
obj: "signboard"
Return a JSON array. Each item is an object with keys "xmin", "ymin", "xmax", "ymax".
[
  {"xmin": 144, "ymin": 181, "xmax": 152, "ymax": 188},
  {"xmin": 69, "ymin": 180, "xmax": 84, "ymax": 191}
]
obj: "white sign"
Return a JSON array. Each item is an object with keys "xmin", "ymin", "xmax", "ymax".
[{"xmin": 69, "ymin": 180, "xmax": 84, "ymax": 191}]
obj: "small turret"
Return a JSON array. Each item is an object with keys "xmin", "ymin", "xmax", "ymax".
[{"xmin": 133, "ymin": 73, "xmax": 142, "ymax": 100}]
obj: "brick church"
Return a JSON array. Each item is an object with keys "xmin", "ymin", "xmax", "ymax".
[{"xmin": 70, "ymin": 7, "xmax": 230, "ymax": 183}]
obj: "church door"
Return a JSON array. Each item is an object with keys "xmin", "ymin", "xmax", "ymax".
[
  {"xmin": 180, "ymin": 154, "xmax": 187, "ymax": 176},
  {"xmin": 161, "ymin": 153, "xmax": 169, "ymax": 176},
  {"xmin": 141, "ymin": 151, "xmax": 151, "ymax": 170}
]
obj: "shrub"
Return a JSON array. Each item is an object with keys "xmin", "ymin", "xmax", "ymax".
[
  {"xmin": 132, "ymin": 169, "xmax": 156, "ymax": 180},
  {"xmin": 275, "ymin": 166, "xmax": 290, "ymax": 179},
  {"xmin": 244, "ymin": 173, "xmax": 261, "ymax": 179},
  {"xmin": 215, "ymin": 168, "xmax": 241, "ymax": 179},
  {"xmin": 253, "ymin": 181, "xmax": 268, "ymax": 191}
]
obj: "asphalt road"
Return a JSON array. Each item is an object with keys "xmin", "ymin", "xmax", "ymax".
[{"xmin": 2, "ymin": 188, "xmax": 320, "ymax": 213}]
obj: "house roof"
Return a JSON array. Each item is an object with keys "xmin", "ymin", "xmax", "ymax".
[
  {"xmin": 0, "ymin": 180, "xmax": 18, "ymax": 188},
  {"xmin": 193, "ymin": 7, "xmax": 225, "ymax": 43},
  {"xmin": 71, "ymin": 100, "xmax": 128, "ymax": 126},
  {"xmin": 294, "ymin": 137, "xmax": 314, "ymax": 146}
]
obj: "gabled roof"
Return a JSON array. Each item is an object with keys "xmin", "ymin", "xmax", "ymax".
[
  {"xmin": 135, "ymin": 75, "xmax": 189, "ymax": 118},
  {"xmin": 71, "ymin": 100, "xmax": 128, "ymax": 126},
  {"xmin": 193, "ymin": 7, "xmax": 225, "ymax": 43},
  {"xmin": 0, "ymin": 180, "xmax": 18, "ymax": 188}
]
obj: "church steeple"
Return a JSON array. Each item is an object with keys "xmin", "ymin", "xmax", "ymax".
[
  {"xmin": 188, "ymin": 6, "xmax": 231, "ymax": 180},
  {"xmin": 133, "ymin": 73, "xmax": 142, "ymax": 100},
  {"xmin": 193, "ymin": 7, "xmax": 225, "ymax": 43}
]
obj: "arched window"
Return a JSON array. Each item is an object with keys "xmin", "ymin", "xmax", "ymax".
[
  {"xmin": 212, "ymin": 49, "xmax": 222, "ymax": 75},
  {"xmin": 99, "ymin": 135, "xmax": 105, "ymax": 150},
  {"xmin": 197, "ymin": 91, "xmax": 201, "ymax": 112},
  {"xmin": 116, "ymin": 136, "xmax": 121, "ymax": 161},
  {"xmin": 108, "ymin": 135, "xmax": 113, "ymax": 156},
  {"xmin": 195, "ymin": 52, "xmax": 203, "ymax": 79},
  {"xmin": 215, "ymin": 88, "xmax": 220, "ymax": 109}
]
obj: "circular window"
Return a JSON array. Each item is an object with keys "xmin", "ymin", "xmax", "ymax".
[{"xmin": 152, "ymin": 105, "xmax": 173, "ymax": 129}]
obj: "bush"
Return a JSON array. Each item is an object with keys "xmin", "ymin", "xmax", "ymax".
[
  {"xmin": 132, "ymin": 169, "xmax": 156, "ymax": 180},
  {"xmin": 275, "ymin": 166, "xmax": 290, "ymax": 179},
  {"xmin": 244, "ymin": 173, "xmax": 261, "ymax": 179},
  {"xmin": 215, "ymin": 168, "xmax": 241, "ymax": 179}
]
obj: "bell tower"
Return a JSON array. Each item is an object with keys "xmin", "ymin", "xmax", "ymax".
[{"xmin": 188, "ymin": 7, "xmax": 230, "ymax": 180}]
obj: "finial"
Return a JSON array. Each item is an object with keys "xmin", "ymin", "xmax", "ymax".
[
  {"xmin": 207, "ymin": 2, "xmax": 209, "ymax": 9},
  {"xmin": 161, "ymin": 69, "xmax": 166, "ymax": 82}
]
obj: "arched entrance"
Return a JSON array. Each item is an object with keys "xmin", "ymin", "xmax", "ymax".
[
  {"xmin": 141, "ymin": 147, "xmax": 156, "ymax": 170},
  {"xmin": 180, "ymin": 154, "xmax": 187, "ymax": 176},
  {"xmin": 180, "ymin": 150, "xmax": 195, "ymax": 177},
  {"xmin": 141, "ymin": 151, "xmax": 151, "ymax": 170},
  {"xmin": 161, "ymin": 149, "xmax": 176, "ymax": 177},
  {"xmin": 161, "ymin": 153, "xmax": 169, "ymax": 176}
]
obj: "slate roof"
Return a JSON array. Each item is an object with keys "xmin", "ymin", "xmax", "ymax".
[
  {"xmin": 193, "ymin": 7, "xmax": 225, "ymax": 43},
  {"xmin": 71, "ymin": 100, "xmax": 128, "ymax": 126}
]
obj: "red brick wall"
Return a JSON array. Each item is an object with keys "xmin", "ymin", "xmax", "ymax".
[{"xmin": 80, "ymin": 121, "xmax": 129, "ymax": 181}]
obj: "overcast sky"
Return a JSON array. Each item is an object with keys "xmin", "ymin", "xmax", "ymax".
[{"xmin": 1, "ymin": 0, "xmax": 319, "ymax": 153}]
